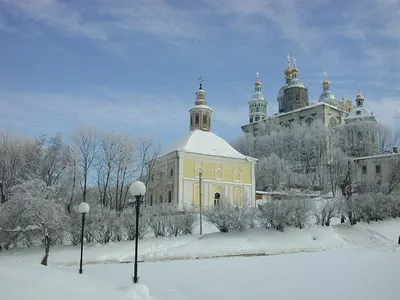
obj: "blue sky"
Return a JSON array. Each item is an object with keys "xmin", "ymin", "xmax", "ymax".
[{"xmin": 1, "ymin": 0, "xmax": 399, "ymax": 149}]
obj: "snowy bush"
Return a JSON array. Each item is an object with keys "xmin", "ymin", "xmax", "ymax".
[
  {"xmin": 291, "ymin": 198, "xmax": 315, "ymax": 228},
  {"xmin": 257, "ymin": 200, "xmax": 293, "ymax": 232},
  {"xmin": 65, "ymin": 208, "xmax": 84, "ymax": 246},
  {"xmin": 146, "ymin": 205, "xmax": 197, "ymax": 237},
  {"xmin": 314, "ymin": 198, "xmax": 340, "ymax": 226},
  {"xmin": 120, "ymin": 208, "xmax": 148, "ymax": 240},
  {"xmin": 85, "ymin": 205, "xmax": 120, "ymax": 243},
  {"xmin": 354, "ymin": 193, "xmax": 400, "ymax": 223},
  {"xmin": 204, "ymin": 199, "xmax": 254, "ymax": 233}
]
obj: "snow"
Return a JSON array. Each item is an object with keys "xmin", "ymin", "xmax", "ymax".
[
  {"xmin": 0, "ymin": 262, "xmax": 147, "ymax": 300},
  {"xmin": 345, "ymin": 106, "xmax": 374, "ymax": 119},
  {"xmin": 165, "ymin": 129, "xmax": 257, "ymax": 161},
  {"xmin": 1, "ymin": 219, "xmax": 400, "ymax": 300},
  {"xmin": 189, "ymin": 104, "xmax": 213, "ymax": 111}
]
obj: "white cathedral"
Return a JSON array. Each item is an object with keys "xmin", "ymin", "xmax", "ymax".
[{"xmin": 242, "ymin": 56, "xmax": 377, "ymax": 138}]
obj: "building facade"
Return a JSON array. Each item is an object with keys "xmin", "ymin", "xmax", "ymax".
[
  {"xmin": 353, "ymin": 148, "xmax": 400, "ymax": 194},
  {"xmin": 146, "ymin": 80, "xmax": 258, "ymax": 209}
]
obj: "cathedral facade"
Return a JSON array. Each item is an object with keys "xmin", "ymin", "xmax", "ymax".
[{"xmin": 242, "ymin": 56, "xmax": 376, "ymax": 139}]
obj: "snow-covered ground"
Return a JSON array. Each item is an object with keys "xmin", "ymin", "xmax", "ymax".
[{"xmin": 1, "ymin": 219, "xmax": 400, "ymax": 299}]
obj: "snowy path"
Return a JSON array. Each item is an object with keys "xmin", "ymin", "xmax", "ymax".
[{"xmin": 332, "ymin": 222, "xmax": 397, "ymax": 251}]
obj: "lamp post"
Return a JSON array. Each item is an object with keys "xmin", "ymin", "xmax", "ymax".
[
  {"xmin": 78, "ymin": 202, "xmax": 90, "ymax": 274},
  {"xmin": 129, "ymin": 181, "xmax": 146, "ymax": 284}
]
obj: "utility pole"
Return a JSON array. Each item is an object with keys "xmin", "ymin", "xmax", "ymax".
[{"xmin": 199, "ymin": 171, "xmax": 203, "ymax": 235}]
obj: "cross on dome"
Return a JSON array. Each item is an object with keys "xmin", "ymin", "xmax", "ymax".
[{"xmin": 198, "ymin": 76, "xmax": 204, "ymax": 89}]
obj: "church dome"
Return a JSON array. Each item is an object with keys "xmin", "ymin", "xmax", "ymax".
[
  {"xmin": 250, "ymin": 91, "xmax": 265, "ymax": 102},
  {"xmin": 319, "ymin": 91, "xmax": 336, "ymax": 103},
  {"xmin": 287, "ymin": 78, "xmax": 305, "ymax": 89},
  {"xmin": 278, "ymin": 85, "xmax": 286, "ymax": 97}
]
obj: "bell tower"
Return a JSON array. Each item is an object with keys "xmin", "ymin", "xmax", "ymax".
[{"xmin": 189, "ymin": 76, "xmax": 213, "ymax": 132}]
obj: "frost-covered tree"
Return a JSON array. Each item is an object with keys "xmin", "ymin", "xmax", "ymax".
[
  {"xmin": 0, "ymin": 179, "xmax": 66, "ymax": 264},
  {"xmin": 256, "ymin": 154, "xmax": 289, "ymax": 191}
]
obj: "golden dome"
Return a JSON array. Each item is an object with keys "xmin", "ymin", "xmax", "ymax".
[
  {"xmin": 284, "ymin": 68, "xmax": 292, "ymax": 76},
  {"xmin": 255, "ymin": 80, "xmax": 262, "ymax": 87},
  {"xmin": 323, "ymin": 80, "xmax": 329, "ymax": 86},
  {"xmin": 292, "ymin": 67, "xmax": 299, "ymax": 73}
]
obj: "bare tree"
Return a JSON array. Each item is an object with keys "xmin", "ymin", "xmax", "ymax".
[
  {"xmin": 134, "ymin": 137, "xmax": 163, "ymax": 207},
  {"xmin": 388, "ymin": 155, "xmax": 400, "ymax": 194},
  {"xmin": 72, "ymin": 126, "xmax": 99, "ymax": 203},
  {"xmin": 314, "ymin": 198, "xmax": 340, "ymax": 226}
]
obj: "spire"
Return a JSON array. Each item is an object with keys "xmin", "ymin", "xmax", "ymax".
[
  {"xmin": 291, "ymin": 56, "xmax": 299, "ymax": 79},
  {"xmin": 198, "ymin": 75, "xmax": 204, "ymax": 90},
  {"xmin": 355, "ymin": 84, "xmax": 364, "ymax": 107},
  {"xmin": 322, "ymin": 71, "xmax": 330, "ymax": 92},
  {"xmin": 195, "ymin": 75, "xmax": 206, "ymax": 104},
  {"xmin": 254, "ymin": 72, "xmax": 262, "ymax": 92}
]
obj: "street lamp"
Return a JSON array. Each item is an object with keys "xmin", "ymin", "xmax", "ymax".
[
  {"xmin": 78, "ymin": 202, "xmax": 90, "ymax": 274},
  {"xmin": 129, "ymin": 181, "xmax": 146, "ymax": 284}
]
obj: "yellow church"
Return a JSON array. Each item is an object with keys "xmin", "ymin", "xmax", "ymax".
[{"xmin": 145, "ymin": 78, "xmax": 258, "ymax": 209}]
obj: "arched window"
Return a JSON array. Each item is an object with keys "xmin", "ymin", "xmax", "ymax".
[
  {"xmin": 150, "ymin": 195, "xmax": 153, "ymax": 206},
  {"xmin": 170, "ymin": 168, "xmax": 173, "ymax": 177},
  {"xmin": 214, "ymin": 192, "xmax": 221, "ymax": 206},
  {"xmin": 168, "ymin": 190, "xmax": 172, "ymax": 203}
]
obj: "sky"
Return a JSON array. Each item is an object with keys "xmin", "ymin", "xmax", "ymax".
[{"xmin": 0, "ymin": 0, "xmax": 399, "ymax": 149}]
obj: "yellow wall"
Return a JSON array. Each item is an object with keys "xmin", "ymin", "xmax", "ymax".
[{"xmin": 183, "ymin": 156, "xmax": 252, "ymax": 184}]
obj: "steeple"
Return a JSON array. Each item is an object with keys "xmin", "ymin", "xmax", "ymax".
[
  {"xmin": 355, "ymin": 85, "xmax": 364, "ymax": 107},
  {"xmin": 284, "ymin": 54, "xmax": 292, "ymax": 84},
  {"xmin": 189, "ymin": 76, "xmax": 213, "ymax": 132},
  {"xmin": 322, "ymin": 71, "xmax": 330, "ymax": 92},
  {"xmin": 291, "ymin": 56, "xmax": 299, "ymax": 79},
  {"xmin": 248, "ymin": 72, "xmax": 267, "ymax": 123},
  {"xmin": 254, "ymin": 72, "xmax": 262, "ymax": 92}
]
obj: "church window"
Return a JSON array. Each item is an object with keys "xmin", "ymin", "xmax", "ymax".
[
  {"xmin": 150, "ymin": 195, "xmax": 153, "ymax": 206},
  {"xmin": 296, "ymin": 94, "xmax": 300, "ymax": 101},
  {"xmin": 170, "ymin": 168, "xmax": 173, "ymax": 177},
  {"xmin": 255, "ymin": 117, "xmax": 259, "ymax": 121},
  {"xmin": 214, "ymin": 192, "xmax": 221, "ymax": 207},
  {"xmin": 195, "ymin": 114, "xmax": 199, "ymax": 124},
  {"xmin": 250, "ymin": 117, "xmax": 253, "ymax": 123},
  {"xmin": 203, "ymin": 114, "xmax": 207, "ymax": 124},
  {"xmin": 362, "ymin": 166, "xmax": 367, "ymax": 175},
  {"xmin": 168, "ymin": 190, "xmax": 172, "ymax": 203},
  {"xmin": 190, "ymin": 116, "xmax": 193, "ymax": 125},
  {"xmin": 375, "ymin": 165, "xmax": 381, "ymax": 175},
  {"xmin": 256, "ymin": 107, "xmax": 260, "ymax": 112}
]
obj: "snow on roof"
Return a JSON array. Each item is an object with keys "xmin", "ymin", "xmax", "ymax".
[
  {"xmin": 353, "ymin": 152, "xmax": 400, "ymax": 161},
  {"xmin": 189, "ymin": 104, "xmax": 213, "ymax": 112},
  {"xmin": 165, "ymin": 129, "xmax": 257, "ymax": 161},
  {"xmin": 345, "ymin": 106, "xmax": 373, "ymax": 120}
]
